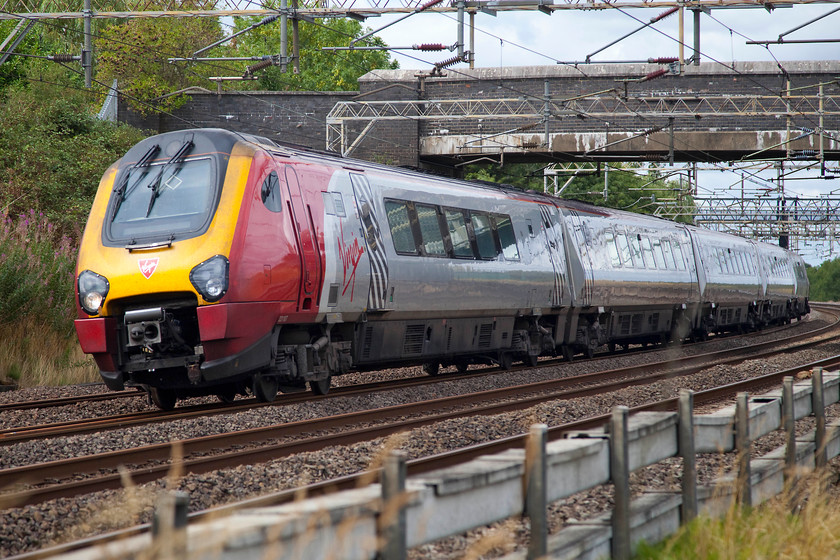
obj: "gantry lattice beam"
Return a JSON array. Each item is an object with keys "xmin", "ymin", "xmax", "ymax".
[
  {"xmin": 325, "ymin": 93, "xmax": 840, "ymax": 155},
  {"xmin": 2, "ymin": 0, "xmax": 840, "ymax": 20}
]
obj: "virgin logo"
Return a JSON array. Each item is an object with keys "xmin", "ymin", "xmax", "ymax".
[{"xmin": 139, "ymin": 258, "xmax": 159, "ymax": 279}]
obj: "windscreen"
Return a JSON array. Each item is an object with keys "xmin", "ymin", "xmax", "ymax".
[{"xmin": 105, "ymin": 157, "xmax": 218, "ymax": 244}]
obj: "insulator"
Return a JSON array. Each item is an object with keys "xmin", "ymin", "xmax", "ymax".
[
  {"xmin": 50, "ymin": 54, "xmax": 77, "ymax": 63},
  {"xmin": 246, "ymin": 59, "xmax": 273, "ymax": 75},
  {"xmin": 258, "ymin": 14, "xmax": 279, "ymax": 26},
  {"xmin": 641, "ymin": 69, "xmax": 668, "ymax": 82},
  {"xmin": 418, "ymin": 0, "xmax": 444, "ymax": 11},
  {"xmin": 414, "ymin": 43, "xmax": 447, "ymax": 52},
  {"xmin": 651, "ymin": 7, "xmax": 679, "ymax": 23},
  {"xmin": 434, "ymin": 55, "xmax": 462, "ymax": 69},
  {"xmin": 648, "ymin": 57, "xmax": 679, "ymax": 64}
]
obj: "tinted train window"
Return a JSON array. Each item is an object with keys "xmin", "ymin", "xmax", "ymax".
[
  {"xmin": 641, "ymin": 236, "xmax": 656, "ymax": 269},
  {"xmin": 616, "ymin": 233, "xmax": 632, "ymax": 267},
  {"xmin": 661, "ymin": 240, "xmax": 676, "ymax": 270},
  {"xmin": 385, "ymin": 200, "xmax": 417, "ymax": 255},
  {"xmin": 652, "ymin": 239, "xmax": 666, "ymax": 269},
  {"xmin": 493, "ymin": 215, "xmax": 519, "ymax": 260},
  {"xmin": 260, "ymin": 171, "xmax": 283, "ymax": 213},
  {"xmin": 471, "ymin": 213, "xmax": 497, "ymax": 259},
  {"xmin": 416, "ymin": 203, "xmax": 446, "ymax": 257},
  {"xmin": 606, "ymin": 231, "xmax": 621, "ymax": 267},
  {"xmin": 673, "ymin": 242, "xmax": 687, "ymax": 270},
  {"xmin": 628, "ymin": 235, "xmax": 643, "ymax": 268},
  {"xmin": 445, "ymin": 209, "xmax": 473, "ymax": 258}
]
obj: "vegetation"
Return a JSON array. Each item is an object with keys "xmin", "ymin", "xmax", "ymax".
[
  {"xmin": 464, "ymin": 162, "xmax": 696, "ymax": 222},
  {"xmin": 635, "ymin": 475, "xmax": 840, "ymax": 559},
  {"xmin": 805, "ymin": 257, "xmax": 838, "ymax": 302}
]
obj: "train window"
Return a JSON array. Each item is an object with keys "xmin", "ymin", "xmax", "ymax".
[
  {"xmin": 673, "ymin": 241, "xmax": 687, "ymax": 270},
  {"xmin": 385, "ymin": 199, "xmax": 418, "ymax": 255},
  {"xmin": 605, "ymin": 231, "xmax": 621, "ymax": 267},
  {"xmin": 652, "ymin": 239, "xmax": 666, "ymax": 269},
  {"xmin": 471, "ymin": 213, "xmax": 498, "ymax": 259},
  {"xmin": 260, "ymin": 171, "xmax": 283, "ymax": 213},
  {"xmin": 415, "ymin": 204, "xmax": 446, "ymax": 257},
  {"xmin": 660, "ymin": 240, "xmax": 676, "ymax": 270},
  {"xmin": 616, "ymin": 233, "xmax": 632, "ymax": 267},
  {"xmin": 641, "ymin": 236, "xmax": 657, "ymax": 269},
  {"xmin": 445, "ymin": 209, "xmax": 474, "ymax": 258},
  {"xmin": 628, "ymin": 234, "xmax": 644, "ymax": 268},
  {"xmin": 493, "ymin": 215, "xmax": 520, "ymax": 260}
]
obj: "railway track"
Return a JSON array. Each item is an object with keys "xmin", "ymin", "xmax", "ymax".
[
  {"xmin": 2, "ymin": 307, "xmax": 835, "ymax": 446},
  {"xmin": 10, "ymin": 327, "xmax": 840, "ymax": 560},
  {"xmin": 2, "ymin": 305, "xmax": 838, "ymax": 510}
]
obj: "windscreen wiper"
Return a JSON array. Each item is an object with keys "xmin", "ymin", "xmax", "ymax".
[
  {"xmin": 111, "ymin": 144, "xmax": 160, "ymax": 221},
  {"xmin": 146, "ymin": 134, "xmax": 195, "ymax": 217}
]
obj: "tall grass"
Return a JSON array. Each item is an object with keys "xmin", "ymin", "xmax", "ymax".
[
  {"xmin": 635, "ymin": 474, "xmax": 840, "ymax": 559},
  {"xmin": 0, "ymin": 209, "xmax": 98, "ymax": 387}
]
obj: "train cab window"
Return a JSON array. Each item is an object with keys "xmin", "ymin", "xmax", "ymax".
[
  {"xmin": 616, "ymin": 233, "xmax": 632, "ymax": 267},
  {"xmin": 605, "ymin": 231, "xmax": 621, "ymax": 267},
  {"xmin": 385, "ymin": 199, "xmax": 418, "ymax": 255},
  {"xmin": 641, "ymin": 236, "xmax": 657, "ymax": 269},
  {"xmin": 445, "ymin": 209, "xmax": 474, "ymax": 258},
  {"xmin": 471, "ymin": 213, "xmax": 498, "ymax": 259},
  {"xmin": 415, "ymin": 203, "xmax": 446, "ymax": 257},
  {"xmin": 493, "ymin": 214, "xmax": 519, "ymax": 260},
  {"xmin": 673, "ymin": 241, "xmax": 687, "ymax": 270},
  {"xmin": 260, "ymin": 171, "xmax": 283, "ymax": 213}
]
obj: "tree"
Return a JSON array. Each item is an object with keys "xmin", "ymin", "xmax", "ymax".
[
  {"xmin": 96, "ymin": 3, "xmax": 225, "ymax": 114},
  {"xmin": 226, "ymin": 16, "xmax": 398, "ymax": 91},
  {"xmin": 464, "ymin": 162, "xmax": 696, "ymax": 223},
  {"xmin": 807, "ymin": 258, "xmax": 840, "ymax": 302}
]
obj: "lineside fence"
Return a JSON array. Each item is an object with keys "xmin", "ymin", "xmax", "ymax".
[{"xmin": 62, "ymin": 368, "xmax": 840, "ymax": 560}]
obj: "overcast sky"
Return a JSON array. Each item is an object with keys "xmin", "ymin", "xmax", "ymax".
[{"xmin": 371, "ymin": 5, "xmax": 840, "ymax": 262}]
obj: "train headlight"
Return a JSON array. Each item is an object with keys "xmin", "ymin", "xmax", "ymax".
[
  {"xmin": 78, "ymin": 270, "xmax": 110, "ymax": 315},
  {"xmin": 190, "ymin": 255, "xmax": 229, "ymax": 302}
]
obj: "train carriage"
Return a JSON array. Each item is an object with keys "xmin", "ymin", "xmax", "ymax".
[{"xmin": 74, "ymin": 128, "xmax": 810, "ymax": 409}]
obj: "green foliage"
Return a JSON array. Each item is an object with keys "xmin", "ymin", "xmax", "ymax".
[
  {"xmin": 96, "ymin": 3, "xmax": 225, "ymax": 114},
  {"xmin": 0, "ymin": 209, "xmax": 77, "ymax": 334},
  {"xmin": 806, "ymin": 257, "xmax": 840, "ymax": 302},
  {"xmin": 464, "ymin": 162, "xmax": 697, "ymax": 223},
  {"xmin": 226, "ymin": 16, "xmax": 398, "ymax": 91},
  {"xmin": 0, "ymin": 81, "xmax": 147, "ymax": 235}
]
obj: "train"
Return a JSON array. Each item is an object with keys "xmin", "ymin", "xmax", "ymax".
[{"xmin": 74, "ymin": 128, "xmax": 810, "ymax": 409}]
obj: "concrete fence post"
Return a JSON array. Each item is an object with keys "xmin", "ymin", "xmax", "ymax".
[
  {"xmin": 812, "ymin": 367, "xmax": 826, "ymax": 469},
  {"xmin": 782, "ymin": 376, "xmax": 797, "ymax": 480},
  {"xmin": 678, "ymin": 389, "xmax": 697, "ymax": 523},
  {"xmin": 526, "ymin": 423, "xmax": 548, "ymax": 560},
  {"xmin": 152, "ymin": 491, "xmax": 189, "ymax": 558},
  {"xmin": 611, "ymin": 406, "xmax": 631, "ymax": 560},
  {"xmin": 380, "ymin": 451, "xmax": 407, "ymax": 560},
  {"xmin": 736, "ymin": 392, "xmax": 751, "ymax": 507}
]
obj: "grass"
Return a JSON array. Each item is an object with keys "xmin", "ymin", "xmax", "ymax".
[
  {"xmin": 0, "ymin": 318, "xmax": 99, "ymax": 387},
  {"xmin": 635, "ymin": 473, "xmax": 840, "ymax": 560}
]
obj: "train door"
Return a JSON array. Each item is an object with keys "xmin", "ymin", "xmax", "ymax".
[
  {"xmin": 349, "ymin": 173, "xmax": 392, "ymax": 311},
  {"xmin": 284, "ymin": 164, "xmax": 322, "ymax": 312},
  {"xmin": 564, "ymin": 210, "xmax": 594, "ymax": 307},
  {"xmin": 539, "ymin": 205, "xmax": 568, "ymax": 307}
]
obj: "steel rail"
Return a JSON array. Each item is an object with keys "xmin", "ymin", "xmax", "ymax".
[
  {"xmin": 11, "ymin": 332, "xmax": 840, "ymax": 560},
  {"xmin": 2, "ymin": 306, "xmax": 837, "ymax": 507},
  {"xmin": 0, "ymin": 310, "xmax": 827, "ymax": 444}
]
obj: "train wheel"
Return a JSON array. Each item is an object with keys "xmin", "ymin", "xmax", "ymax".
[
  {"xmin": 455, "ymin": 362, "xmax": 469, "ymax": 373},
  {"xmin": 216, "ymin": 389, "xmax": 237, "ymax": 404},
  {"xmin": 422, "ymin": 362, "xmax": 440, "ymax": 376},
  {"xmin": 498, "ymin": 352, "xmax": 513, "ymax": 370},
  {"xmin": 252, "ymin": 373, "xmax": 279, "ymax": 403},
  {"xmin": 149, "ymin": 387, "xmax": 176, "ymax": 411},
  {"xmin": 310, "ymin": 375, "xmax": 331, "ymax": 396},
  {"xmin": 608, "ymin": 342, "xmax": 616, "ymax": 353},
  {"xmin": 583, "ymin": 345, "xmax": 595, "ymax": 360},
  {"xmin": 524, "ymin": 353, "xmax": 539, "ymax": 367},
  {"xmin": 561, "ymin": 346, "xmax": 573, "ymax": 362}
]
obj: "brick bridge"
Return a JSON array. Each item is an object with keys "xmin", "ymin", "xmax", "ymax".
[{"xmin": 122, "ymin": 60, "xmax": 840, "ymax": 170}]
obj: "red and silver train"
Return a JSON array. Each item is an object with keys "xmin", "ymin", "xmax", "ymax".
[{"xmin": 74, "ymin": 129, "xmax": 810, "ymax": 409}]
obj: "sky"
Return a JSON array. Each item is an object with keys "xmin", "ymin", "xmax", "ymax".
[{"xmin": 367, "ymin": 4, "xmax": 840, "ymax": 263}]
